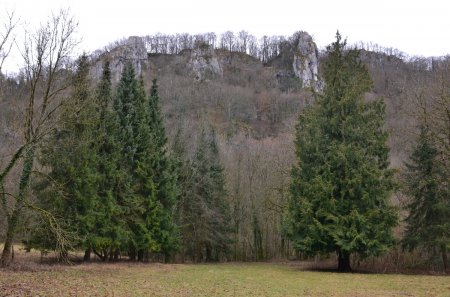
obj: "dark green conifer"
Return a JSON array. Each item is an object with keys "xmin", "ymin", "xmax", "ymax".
[
  {"xmin": 26, "ymin": 54, "xmax": 99, "ymax": 258},
  {"xmin": 286, "ymin": 33, "xmax": 397, "ymax": 272},
  {"xmin": 403, "ymin": 126, "xmax": 449, "ymax": 270},
  {"xmin": 181, "ymin": 128, "xmax": 232, "ymax": 262},
  {"xmin": 113, "ymin": 65, "xmax": 179, "ymax": 261}
]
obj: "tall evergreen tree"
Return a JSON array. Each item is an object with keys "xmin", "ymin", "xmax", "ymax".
[
  {"xmin": 26, "ymin": 54, "xmax": 99, "ymax": 258},
  {"xmin": 286, "ymin": 33, "xmax": 397, "ymax": 272},
  {"xmin": 87, "ymin": 60, "xmax": 127, "ymax": 261},
  {"xmin": 113, "ymin": 64, "xmax": 179, "ymax": 261},
  {"xmin": 403, "ymin": 126, "xmax": 449, "ymax": 270},
  {"xmin": 180, "ymin": 128, "xmax": 232, "ymax": 262},
  {"xmin": 145, "ymin": 78, "xmax": 180, "ymax": 259},
  {"xmin": 114, "ymin": 63, "xmax": 155, "ymax": 260}
]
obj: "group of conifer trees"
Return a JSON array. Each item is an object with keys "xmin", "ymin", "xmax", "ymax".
[
  {"xmin": 25, "ymin": 56, "xmax": 232, "ymax": 262},
  {"xmin": 285, "ymin": 33, "xmax": 449, "ymax": 271}
]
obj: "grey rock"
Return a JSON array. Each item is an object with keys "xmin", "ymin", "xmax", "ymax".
[
  {"xmin": 187, "ymin": 45, "xmax": 223, "ymax": 82},
  {"xmin": 291, "ymin": 31, "xmax": 321, "ymax": 90},
  {"xmin": 91, "ymin": 36, "xmax": 148, "ymax": 83}
]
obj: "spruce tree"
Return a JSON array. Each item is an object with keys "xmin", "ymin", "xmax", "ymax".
[
  {"xmin": 286, "ymin": 33, "xmax": 397, "ymax": 272},
  {"xmin": 403, "ymin": 126, "xmax": 449, "ymax": 270},
  {"xmin": 114, "ymin": 63, "xmax": 154, "ymax": 260},
  {"xmin": 181, "ymin": 128, "xmax": 232, "ymax": 262},
  {"xmin": 145, "ymin": 78, "xmax": 180, "ymax": 259},
  {"xmin": 113, "ymin": 64, "xmax": 179, "ymax": 261},
  {"xmin": 26, "ymin": 54, "xmax": 99, "ymax": 258},
  {"xmin": 88, "ymin": 60, "xmax": 127, "ymax": 261}
]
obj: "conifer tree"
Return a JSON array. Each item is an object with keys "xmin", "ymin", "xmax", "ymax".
[
  {"xmin": 145, "ymin": 78, "xmax": 180, "ymax": 259},
  {"xmin": 286, "ymin": 33, "xmax": 397, "ymax": 272},
  {"xmin": 114, "ymin": 63, "xmax": 154, "ymax": 260},
  {"xmin": 87, "ymin": 60, "xmax": 127, "ymax": 261},
  {"xmin": 26, "ymin": 54, "xmax": 99, "ymax": 258},
  {"xmin": 113, "ymin": 64, "xmax": 179, "ymax": 261},
  {"xmin": 181, "ymin": 128, "xmax": 232, "ymax": 262},
  {"xmin": 403, "ymin": 126, "xmax": 449, "ymax": 270}
]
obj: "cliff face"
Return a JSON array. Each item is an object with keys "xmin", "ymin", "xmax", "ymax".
[
  {"xmin": 291, "ymin": 31, "xmax": 321, "ymax": 90},
  {"xmin": 90, "ymin": 31, "xmax": 322, "ymax": 91},
  {"xmin": 187, "ymin": 45, "xmax": 223, "ymax": 81},
  {"xmin": 90, "ymin": 36, "xmax": 148, "ymax": 83}
]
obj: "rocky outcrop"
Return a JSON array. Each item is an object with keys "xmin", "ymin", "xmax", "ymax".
[
  {"xmin": 187, "ymin": 45, "xmax": 223, "ymax": 82},
  {"xmin": 91, "ymin": 36, "xmax": 148, "ymax": 83},
  {"xmin": 291, "ymin": 31, "xmax": 321, "ymax": 90}
]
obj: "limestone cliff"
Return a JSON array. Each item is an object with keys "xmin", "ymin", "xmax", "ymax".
[
  {"xmin": 291, "ymin": 31, "xmax": 321, "ymax": 90},
  {"xmin": 186, "ymin": 45, "xmax": 223, "ymax": 81},
  {"xmin": 91, "ymin": 36, "xmax": 148, "ymax": 83}
]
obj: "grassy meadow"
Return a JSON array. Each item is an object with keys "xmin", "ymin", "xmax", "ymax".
[{"xmin": 1, "ymin": 256, "xmax": 449, "ymax": 296}]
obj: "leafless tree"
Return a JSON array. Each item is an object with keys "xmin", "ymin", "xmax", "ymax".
[
  {"xmin": 0, "ymin": 9, "xmax": 79, "ymax": 267},
  {"xmin": 0, "ymin": 12, "xmax": 17, "ymax": 75},
  {"xmin": 247, "ymin": 35, "xmax": 258, "ymax": 57},
  {"xmin": 237, "ymin": 31, "xmax": 249, "ymax": 53},
  {"xmin": 221, "ymin": 31, "xmax": 235, "ymax": 52}
]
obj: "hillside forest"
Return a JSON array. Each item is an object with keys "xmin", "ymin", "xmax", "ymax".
[{"xmin": 0, "ymin": 11, "xmax": 448, "ymax": 272}]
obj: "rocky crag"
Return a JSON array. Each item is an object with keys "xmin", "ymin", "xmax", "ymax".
[{"xmin": 90, "ymin": 31, "xmax": 321, "ymax": 90}]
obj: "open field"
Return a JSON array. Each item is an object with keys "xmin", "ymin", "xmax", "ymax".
[{"xmin": 1, "ymin": 258, "xmax": 449, "ymax": 297}]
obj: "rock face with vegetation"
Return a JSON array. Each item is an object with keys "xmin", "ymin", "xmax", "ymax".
[
  {"xmin": 187, "ymin": 45, "xmax": 223, "ymax": 81},
  {"xmin": 91, "ymin": 36, "xmax": 148, "ymax": 83},
  {"xmin": 291, "ymin": 31, "xmax": 321, "ymax": 89}
]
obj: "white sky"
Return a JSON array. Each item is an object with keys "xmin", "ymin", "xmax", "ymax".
[{"xmin": 2, "ymin": 0, "xmax": 450, "ymax": 71}]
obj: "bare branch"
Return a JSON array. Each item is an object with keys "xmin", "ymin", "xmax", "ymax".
[{"xmin": 0, "ymin": 11, "xmax": 17, "ymax": 74}]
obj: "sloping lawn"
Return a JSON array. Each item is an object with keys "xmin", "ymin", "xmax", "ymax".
[{"xmin": 1, "ymin": 262, "xmax": 449, "ymax": 296}]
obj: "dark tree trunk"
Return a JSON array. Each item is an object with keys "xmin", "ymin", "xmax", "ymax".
[
  {"xmin": 59, "ymin": 250, "xmax": 69, "ymax": 263},
  {"xmin": 84, "ymin": 248, "xmax": 91, "ymax": 262},
  {"xmin": 129, "ymin": 250, "xmax": 136, "ymax": 261},
  {"xmin": 1, "ymin": 207, "xmax": 21, "ymax": 267},
  {"xmin": 1, "ymin": 150, "xmax": 34, "ymax": 267},
  {"xmin": 109, "ymin": 248, "xmax": 114, "ymax": 262},
  {"xmin": 206, "ymin": 244, "xmax": 212, "ymax": 262},
  {"xmin": 164, "ymin": 251, "xmax": 171, "ymax": 263},
  {"xmin": 92, "ymin": 248, "xmax": 107, "ymax": 261},
  {"xmin": 338, "ymin": 251, "xmax": 351, "ymax": 272},
  {"xmin": 137, "ymin": 250, "xmax": 144, "ymax": 262},
  {"xmin": 441, "ymin": 244, "xmax": 448, "ymax": 271}
]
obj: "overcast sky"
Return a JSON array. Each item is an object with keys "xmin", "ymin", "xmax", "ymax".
[{"xmin": 2, "ymin": 0, "xmax": 449, "ymax": 71}]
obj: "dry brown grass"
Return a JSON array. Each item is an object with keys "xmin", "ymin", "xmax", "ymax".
[{"xmin": 0, "ymin": 248, "xmax": 449, "ymax": 297}]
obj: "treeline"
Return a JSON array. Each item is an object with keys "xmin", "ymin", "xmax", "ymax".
[
  {"xmin": 100, "ymin": 31, "xmax": 449, "ymax": 70},
  {"xmin": 99, "ymin": 31, "xmax": 302, "ymax": 63}
]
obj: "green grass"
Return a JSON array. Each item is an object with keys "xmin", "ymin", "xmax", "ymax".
[{"xmin": 1, "ymin": 262, "xmax": 449, "ymax": 296}]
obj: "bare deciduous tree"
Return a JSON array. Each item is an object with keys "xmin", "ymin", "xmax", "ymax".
[
  {"xmin": 0, "ymin": 12, "xmax": 16, "ymax": 75},
  {"xmin": 1, "ymin": 9, "xmax": 79, "ymax": 267}
]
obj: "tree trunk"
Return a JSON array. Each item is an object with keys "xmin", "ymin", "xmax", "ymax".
[
  {"xmin": 1, "ymin": 209, "xmax": 20, "ymax": 266},
  {"xmin": 164, "ymin": 251, "xmax": 171, "ymax": 263},
  {"xmin": 1, "ymin": 148, "xmax": 34, "ymax": 267},
  {"xmin": 206, "ymin": 244, "xmax": 212, "ymax": 262},
  {"xmin": 338, "ymin": 251, "xmax": 351, "ymax": 272},
  {"xmin": 137, "ymin": 250, "xmax": 144, "ymax": 262},
  {"xmin": 109, "ymin": 247, "xmax": 114, "ymax": 262},
  {"xmin": 83, "ymin": 248, "xmax": 91, "ymax": 262},
  {"xmin": 129, "ymin": 249, "xmax": 136, "ymax": 261},
  {"xmin": 441, "ymin": 244, "xmax": 448, "ymax": 271}
]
